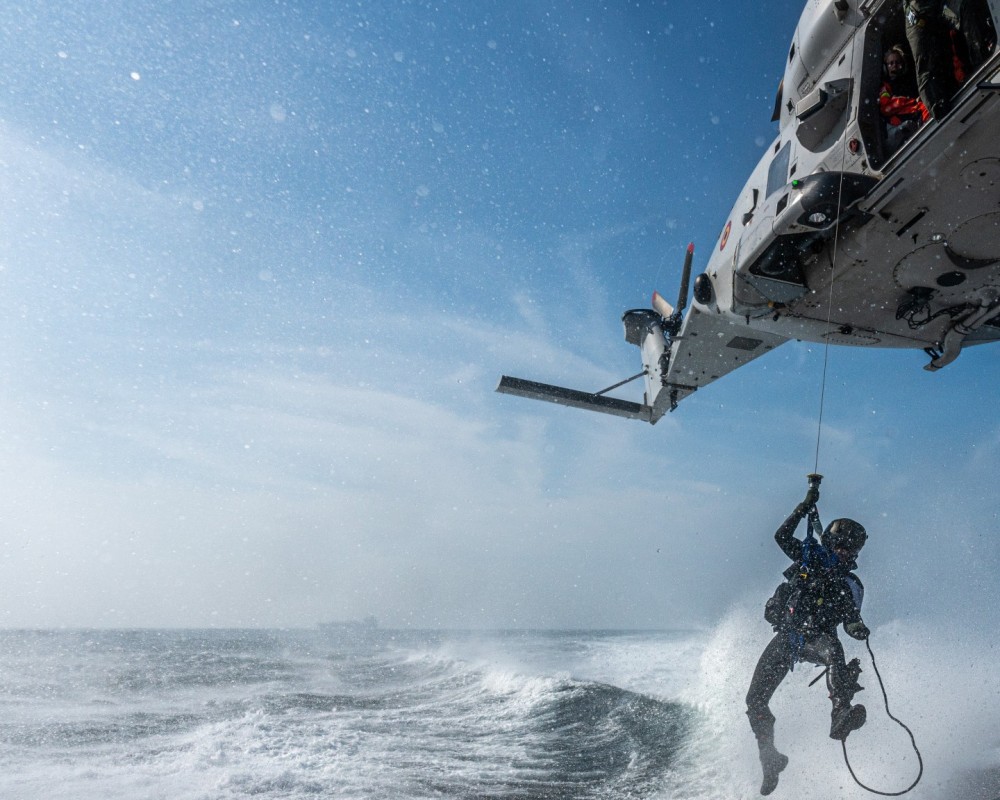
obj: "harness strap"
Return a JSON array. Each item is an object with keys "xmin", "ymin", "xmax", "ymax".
[
  {"xmin": 807, "ymin": 506, "xmax": 823, "ymax": 541},
  {"xmin": 786, "ymin": 504, "xmax": 833, "ymax": 672},
  {"xmin": 787, "ymin": 630, "xmax": 805, "ymax": 670}
]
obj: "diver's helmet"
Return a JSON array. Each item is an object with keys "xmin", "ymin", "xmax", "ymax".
[{"xmin": 822, "ymin": 518, "xmax": 867, "ymax": 554}]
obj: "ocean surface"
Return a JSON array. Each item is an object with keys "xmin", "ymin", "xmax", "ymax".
[{"xmin": 0, "ymin": 617, "xmax": 998, "ymax": 799}]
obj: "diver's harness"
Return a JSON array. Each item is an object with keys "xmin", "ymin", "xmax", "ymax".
[
  {"xmin": 765, "ymin": 506, "xmax": 844, "ymax": 666},
  {"xmin": 769, "ymin": 483, "xmax": 923, "ymax": 796}
]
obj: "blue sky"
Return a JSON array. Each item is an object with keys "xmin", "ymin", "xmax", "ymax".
[{"xmin": 0, "ymin": 1, "xmax": 997, "ymax": 629}]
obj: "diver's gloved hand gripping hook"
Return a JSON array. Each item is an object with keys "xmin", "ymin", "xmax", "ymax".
[{"xmin": 804, "ymin": 473, "xmax": 822, "ymax": 508}]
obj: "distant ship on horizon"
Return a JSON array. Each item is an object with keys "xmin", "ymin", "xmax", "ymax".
[{"xmin": 317, "ymin": 615, "xmax": 378, "ymax": 632}]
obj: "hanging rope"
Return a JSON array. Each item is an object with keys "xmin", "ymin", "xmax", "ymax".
[{"xmin": 841, "ymin": 638, "xmax": 924, "ymax": 795}]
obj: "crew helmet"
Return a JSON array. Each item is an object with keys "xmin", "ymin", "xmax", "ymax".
[{"xmin": 822, "ymin": 518, "xmax": 867, "ymax": 554}]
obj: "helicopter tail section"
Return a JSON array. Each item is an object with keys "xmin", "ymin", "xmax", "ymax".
[{"xmin": 494, "ymin": 375, "xmax": 653, "ymax": 421}]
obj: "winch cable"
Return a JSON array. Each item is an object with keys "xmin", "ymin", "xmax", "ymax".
[
  {"xmin": 812, "ymin": 155, "xmax": 851, "ymax": 474},
  {"xmin": 812, "ymin": 337, "xmax": 833, "ymax": 475},
  {"xmin": 811, "ymin": 168, "xmax": 846, "ymax": 474},
  {"xmin": 840, "ymin": 637, "xmax": 924, "ymax": 795},
  {"xmin": 813, "ymin": 30, "xmax": 859, "ymax": 476}
]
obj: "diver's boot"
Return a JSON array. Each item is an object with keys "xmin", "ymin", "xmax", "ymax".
[
  {"xmin": 830, "ymin": 700, "xmax": 866, "ymax": 741},
  {"xmin": 758, "ymin": 740, "xmax": 789, "ymax": 796},
  {"xmin": 747, "ymin": 706, "xmax": 787, "ymax": 794}
]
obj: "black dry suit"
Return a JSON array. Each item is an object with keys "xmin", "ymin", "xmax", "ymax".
[{"xmin": 746, "ymin": 503, "xmax": 865, "ymax": 749}]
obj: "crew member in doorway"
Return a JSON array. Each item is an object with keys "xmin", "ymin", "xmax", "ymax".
[
  {"xmin": 880, "ymin": 44, "xmax": 929, "ymax": 154},
  {"xmin": 905, "ymin": 0, "xmax": 995, "ymax": 118},
  {"xmin": 746, "ymin": 476, "xmax": 870, "ymax": 796}
]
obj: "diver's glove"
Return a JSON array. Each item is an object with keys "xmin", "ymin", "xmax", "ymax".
[
  {"xmin": 845, "ymin": 621, "xmax": 870, "ymax": 640},
  {"xmin": 800, "ymin": 474, "xmax": 821, "ymax": 510},
  {"xmin": 795, "ymin": 491, "xmax": 819, "ymax": 517}
]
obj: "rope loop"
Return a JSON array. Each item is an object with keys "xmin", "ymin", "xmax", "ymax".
[{"xmin": 841, "ymin": 637, "xmax": 923, "ymax": 796}]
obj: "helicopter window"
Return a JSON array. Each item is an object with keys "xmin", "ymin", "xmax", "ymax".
[
  {"xmin": 794, "ymin": 78, "xmax": 852, "ymax": 152},
  {"xmin": 771, "ymin": 79, "xmax": 784, "ymax": 122},
  {"xmin": 766, "ymin": 142, "xmax": 791, "ymax": 197}
]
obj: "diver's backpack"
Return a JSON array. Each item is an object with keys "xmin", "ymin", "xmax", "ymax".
[
  {"xmin": 764, "ymin": 580, "xmax": 788, "ymax": 628},
  {"xmin": 769, "ymin": 554, "xmax": 841, "ymax": 634},
  {"xmin": 764, "ymin": 555, "xmax": 863, "ymax": 634},
  {"xmin": 763, "ymin": 565, "xmax": 799, "ymax": 629}
]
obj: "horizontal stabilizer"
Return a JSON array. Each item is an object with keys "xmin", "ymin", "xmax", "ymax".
[{"xmin": 496, "ymin": 376, "xmax": 652, "ymax": 421}]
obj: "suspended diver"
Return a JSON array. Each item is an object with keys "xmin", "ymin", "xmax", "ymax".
[{"xmin": 746, "ymin": 474, "xmax": 871, "ymax": 796}]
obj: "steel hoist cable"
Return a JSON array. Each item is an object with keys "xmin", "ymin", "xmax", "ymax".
[
  {"xmin": 812, "ymin": 131, "xmax": 850, "ymax": 475},
  {"xmin": 813, "ymin": 28, "xmax": 861, "ymax": 475}
]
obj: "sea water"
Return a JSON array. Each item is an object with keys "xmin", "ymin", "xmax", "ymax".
[{"xmin": 0, "ymin": 611, "xmax": 997, "ymax": 799}]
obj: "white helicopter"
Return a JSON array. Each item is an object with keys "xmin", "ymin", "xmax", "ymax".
[{"xmin": 498, "ymin": 0, "xmax": 1000, "ymax": 423}]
